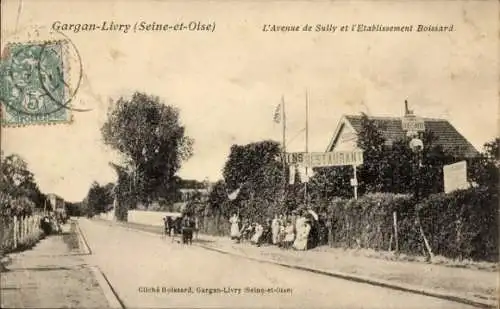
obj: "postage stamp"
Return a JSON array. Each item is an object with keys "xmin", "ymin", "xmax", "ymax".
[{"xmin": 0, "ymin": 40, "xmax": 72, "ymax": 126}]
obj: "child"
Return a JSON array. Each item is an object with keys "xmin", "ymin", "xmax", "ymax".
[
  {"xmin": 239, "ymin": 220, "xmax": 252, "ymax": 242},
  {"xmin": 251, "ymin": 222, "xmax": 264, "ymax": 246}
]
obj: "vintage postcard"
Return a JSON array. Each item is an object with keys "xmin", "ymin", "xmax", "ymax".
[{"xmin": 0, "ymin": 0, "xmax": 498, "ymax": 308}]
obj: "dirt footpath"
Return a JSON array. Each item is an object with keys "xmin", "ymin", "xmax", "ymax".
[{"xmin": 0, "ymin": 222, "xmax": 110, "ymax": 308}]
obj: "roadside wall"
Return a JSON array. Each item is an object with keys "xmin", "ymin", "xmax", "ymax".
[{"xmin": 127, "ymin": 210, "xmax": 181, "ymax": 226}]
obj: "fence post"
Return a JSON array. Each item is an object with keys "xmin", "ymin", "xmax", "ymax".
[
  {"xmin": 24, "ymin": 217, "xmax": 27, "ymax": 243},
  {"xmin": 13, "ymin": 216, "xmax": 18, "ymax": 249},
  {"xmin": 27, "ymin": 216, "xmax": 31, "ymax": 239},
  {"xmin": 20, "ymin": 217, "xmax": 23, "ymax": 245},
  {"xmin": 21, "ymin": 217, "xmax": 25, "ymax": 245},
  {"xmin": 393, "ymin": 211, "xmax": 399, "ymax": 253},
  {"xmin": 23, "ymin": 217, "xmax": 27, "ymax": 244},
  {"xmin": 0, "ymin": 217, "xmax": 4, "ymax": 258}
]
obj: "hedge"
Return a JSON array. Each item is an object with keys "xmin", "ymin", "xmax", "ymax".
[
  {"xmin": 326, "ymin": 193, "xmax": 421, "ymax": 252},
  {"xmin": 417, "ymin": 187, "xmax": 498, "ymax": 261},
  {"xmin": 324, "ymin": 188, "xmax": 498, "ymax": 261}
]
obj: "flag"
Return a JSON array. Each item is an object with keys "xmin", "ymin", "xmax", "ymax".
[
  {"xmin": 273, "ymin": 103, "xmax": 281, "ymax": 123},
  {"xmin": 228, "ymin": 187, "xmax": 241, "ymax": 200},
  {"xmin": 289, "ymin": 165, "xmax": 296, "ymax": 184}
]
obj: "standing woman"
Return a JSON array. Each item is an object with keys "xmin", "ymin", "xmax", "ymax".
[
  {"xmin": 293, "ymin": 218, "xmax": 311, "ymax": 251},
  {"xmin": 194, "ymin": 216, "xmax": 200, "ymax": 240},
  {"xmin": 283, "ymin": 219, "xmax": 295, "ymax": 249},
  {"xmin": 229, "ymin": 213, "xmax": 241, "ymax": 242},
  {"xmin": 271, "ymin": 214, "xmax": 281, "ymax": 245}
]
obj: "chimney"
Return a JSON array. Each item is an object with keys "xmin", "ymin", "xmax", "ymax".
[{"xmin": 404, "ymin": 100, "xmax": 409, "ymax": 116}]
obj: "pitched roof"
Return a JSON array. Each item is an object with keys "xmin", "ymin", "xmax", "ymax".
[{"xmin": 333, "ymin": 115, "xmax": 479, "ymax": 158}]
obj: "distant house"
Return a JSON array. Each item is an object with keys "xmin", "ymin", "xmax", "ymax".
[
  {"xmin": 326, "ymin": 115, "xmax": 479, "ymax": 158},
  {"xmin": 47, "ymin": 193, "xmax": 65, "ymax": 213},
  {"xmin": 179, "ymin": 188, "xmax": 209, "ymax": 203}
]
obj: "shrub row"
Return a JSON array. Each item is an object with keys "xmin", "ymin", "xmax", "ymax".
[
  {"xmin": 324, "ymin": 187, "xmax": 498, "ymax": 261},
  {"xmin": 417, "ymin": 187, "xmax": 498, "ymax": 261},
  {"xmin": 195, "ymin": 186, "xmax": 498, "ymax": 262}
]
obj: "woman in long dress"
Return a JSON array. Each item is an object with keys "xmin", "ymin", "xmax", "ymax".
[
  {"xmin": 293, "ymin": 219, "xmax": 311, "ymax": 251},
  {"xmin": 271, "ymin": 214, "xmax": 281, "ymax": 245},
  {"xmin": 283, "ymin": 219, "xmax": 295, "ymax": 249},
  {"xmin": 229, "ymin": 214, "xmax": 240, "ymax": 241}
]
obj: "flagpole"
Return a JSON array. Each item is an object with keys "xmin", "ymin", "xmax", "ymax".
[
  {"xmin": 304, "ymin": 90, "xmax": 309, "ymax": 208},
  {"xmin": 282, "ymin": 95, "xmax": 286, "ymax": 155}
]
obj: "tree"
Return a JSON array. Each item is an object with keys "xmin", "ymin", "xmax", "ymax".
[
  {"xmin": 65, "ymin": 201, "xmax": 84, "ymax": 217},
  {"xmin": 84, "ymin": 181, "xmax": 115, "ymax": 216},
  {"xmin": 223, "ymin": 141, "xmax": 282, "ymax": 190},
  {"xmin": 101, "ymin": 92, "xmax": 194, "ymax": 206},
  {"xmin": 308, "ymin": 166, "xmax": 353, "ymax": 201},
  {"xmin": 470, "ymin": 138, "xmax": 499, "ymax": 191},
  {"xmin": 108, "ymin": 163, "xmax": 132, "ymax": 221},
  {"xmin": 0, "ymin": 152, "xmax": 45, "ymax": 216},
  {"xmin": 356, "ymin": 113, "xmax": 388, "ymax": 193},
  {"xmin": 222, "ymin": 140, "xmax": 285, "ymax": 220},
  {"xmin": 207, "ymin": 180, "xmax": 229, "ymax": 217}
]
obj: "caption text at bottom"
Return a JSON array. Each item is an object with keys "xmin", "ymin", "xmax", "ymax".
[{"xmin": 138, "ymin": 286, "xmax": 293, "ymax": 295}]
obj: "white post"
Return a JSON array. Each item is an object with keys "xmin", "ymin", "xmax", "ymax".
[
  {"xmin": 13, "ymin": 216, "xmax": 18, "ymax": 249},
  {"xmin": 19, "ymin": 217, "xmax": 22, "ymax": 245},
  {"xmin": 22, "ymin": 217, "xmax": 26, "ymax": 244},
  {"xmin": 353, "ymin": 165, "xmax": 358, "ymax": 200},
  {"xmin": 393, "ymin": 211, "xmax": 399, "ymax": 253},
  {"xmin": 28, "ymin": 217, "xmax": 32, "ymax": 238},
  {"xmin": 21, "ymin": 217, "xmax": 24, "ymax": 244}
]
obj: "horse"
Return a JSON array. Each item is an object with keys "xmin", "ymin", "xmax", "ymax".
[
  {"xmin": 163, "ymin": 215, "xmax": 195, "ymax": 245},
  {"xmin": 181, "ymin": 216, "xmax": 196, "ymax": 245},
  {"xmin": 163, "ymin": 216, "xmax": 183, "ymax": 242}
]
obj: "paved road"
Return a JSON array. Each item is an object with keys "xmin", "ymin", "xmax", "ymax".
[{"xmin": 79, "ymin": 218, "xmax": 478, "ymax": 309}]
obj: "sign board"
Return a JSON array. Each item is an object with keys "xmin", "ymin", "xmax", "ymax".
[
  {"xmin": 283, "ymin": 152, "xmax": 307, "ymax": 165},
  {"xmin": 443, "ymin": 160, "xmax": 469, "ymax": 193},
  {"xmin": 350, "ymin": 178, "xmax": 358, "ymax": 186},
  {"xmin": 284, "ymin": 151, "xmax": 363, "ymax": 167},
  {"xmin": 402, "ymin": 115, "xmax": 425, "ymax": 132}
]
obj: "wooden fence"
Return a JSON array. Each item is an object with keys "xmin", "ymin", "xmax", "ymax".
[{"xmin": 0, "ymin": 214, "xmax": 43, "ymax": 255}]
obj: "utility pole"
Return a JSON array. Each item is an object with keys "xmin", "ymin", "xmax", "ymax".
[
  {"xmin": 304, "ymin": 90, "xmax": 309, "ymax": 207},
  {"xmin": 281, "ymin": 95, "xmax": 287, "ymax": 206}
]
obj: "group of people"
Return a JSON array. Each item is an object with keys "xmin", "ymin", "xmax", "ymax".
[
  {"xmin": 229, "ymin": 208, "xmax": 320, "ymax": 251},
  {"xmin": 40, "ymin": 211, "xmax": 67, "ymax": 235},
  {"xmin": 163, "ymin": 214, "xmax": 199, "ymax": 245}
]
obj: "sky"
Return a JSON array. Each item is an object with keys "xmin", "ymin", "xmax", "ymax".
[{"xmin": 1, "ymin": 0, "xmax": 498, "ymax": 202}]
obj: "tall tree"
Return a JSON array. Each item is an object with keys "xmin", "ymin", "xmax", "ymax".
[
  {"xmin": 222, "ymin": 140, "xmax": 284, "ymax": 219},
  {"xmin": 108, "ymin": 163, "xmax": 132, "ymax": 221},
  {"xmin": 222, "ymin": 140, "xmax": 282, "ymax": 191},
  {"xmin": 207, "ymin": 180, "xmax": 229, "ymax": 217},
  {"xmin": 85, "ymin": 182, "xmax": 109, "ymax": 215},
  {"xmin": 0, "ymin": 153, "xmax": 45, "ymax": 215},
  {"xmin": 470, "ymin": 138, "xmax": 499, "ymax": 191},
  {"xmin": 308, "ymin": 166, "xmax": 353, "ymax": 201},
  {"xmin": 356, "ymin": 113, "xmax": 390, "ymax": 194},
  {"xmin": 101, "ymin": 92, "xmax": 194, "ymax": 205}
]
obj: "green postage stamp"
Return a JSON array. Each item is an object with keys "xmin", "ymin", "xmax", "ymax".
[{"xmin": 0, "ymin": 40, "xmax": 72, "ymax": 126}]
